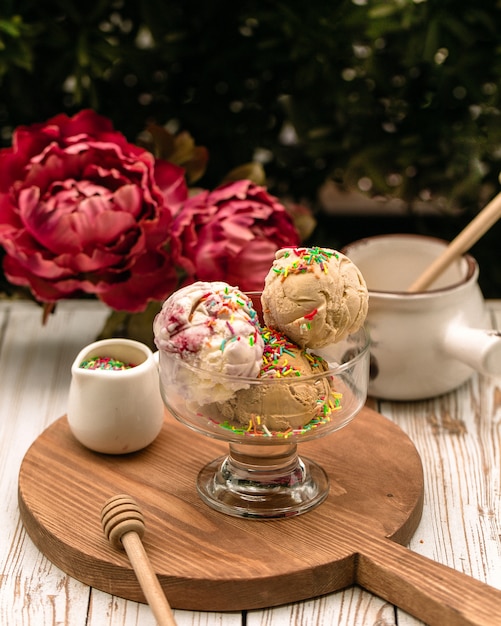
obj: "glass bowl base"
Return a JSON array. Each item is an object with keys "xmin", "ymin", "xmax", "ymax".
[{"xmin": 196, "ymin": 448, "xmax": 329, "ymax": 519}]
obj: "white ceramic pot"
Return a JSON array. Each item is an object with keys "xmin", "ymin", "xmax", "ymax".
[
  {"xmin": 68, "ymin": 338, "xmax": 164, "ymax": 454},
  {"xmin": 342, "ymin": 234, "xmax": 501, "ymax": 400}
]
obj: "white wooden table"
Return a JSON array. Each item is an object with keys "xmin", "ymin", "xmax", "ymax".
[{"xmin": 1, "ymin": 299, "xmax": 501, "ymax": 626}]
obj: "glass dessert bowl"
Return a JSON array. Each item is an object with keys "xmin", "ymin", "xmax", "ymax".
[{"xmin": 158, "ymin": 325, "xmax": 370, "ymax": 519}]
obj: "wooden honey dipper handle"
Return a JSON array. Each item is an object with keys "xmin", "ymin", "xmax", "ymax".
[{"xmin": 101, "ymin": 495, "xmax": 178, "ymax": 626}]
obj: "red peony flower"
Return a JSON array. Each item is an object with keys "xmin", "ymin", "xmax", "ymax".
[
  {"xmin": 172, "ymin": 179, "xmax": 301, "ymax": 292},
  {"xmin": 0, "ymin": 110, "xmax": 188, "ymax": 312}
]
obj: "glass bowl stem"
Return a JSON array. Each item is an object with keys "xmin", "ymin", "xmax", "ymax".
[{"xmin": 196, "ymin": 441, "xmax": 329, "ymax": 518}]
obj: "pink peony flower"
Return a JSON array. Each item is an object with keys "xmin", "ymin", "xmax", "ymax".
[
  {"xmin": 0, "ymin": 110, "xmax": 188, "ymax": 312},
  {"xmin": 172, "ymin": 179, "xmax": 301, "ymax": 292}
]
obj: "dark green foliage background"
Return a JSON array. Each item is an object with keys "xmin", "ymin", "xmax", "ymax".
[{"xmin": 1, "ymin": 0, "xmax": 501, "ymax": 294}]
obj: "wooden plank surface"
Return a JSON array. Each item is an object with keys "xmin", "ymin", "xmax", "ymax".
[
  {"xmin": 0, "ymin": 301, "xmax": 240, "ymax": 626},
  {"xmin": 2, "ymin": 299, "xmax": 501, "ymax": 625}
]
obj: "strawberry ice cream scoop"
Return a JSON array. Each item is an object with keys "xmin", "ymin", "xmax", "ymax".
[{"xmin": 154, "ymin": 281, "xmax": 264, "ymax": 404}]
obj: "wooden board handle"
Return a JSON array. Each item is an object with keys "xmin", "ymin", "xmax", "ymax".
[{"xmin": 357, "ymin": 538, "xmax": 501, "ymax": 626}]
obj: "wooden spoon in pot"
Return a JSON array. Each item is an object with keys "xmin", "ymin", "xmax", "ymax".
[{"xmin": 407, "ymin": 189, "xmax": 501, "ymax": 292}]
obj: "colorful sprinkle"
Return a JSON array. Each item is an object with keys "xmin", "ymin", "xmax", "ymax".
[
  {"xmin": 274, "ymin": 247, "xmax": 337, "ymax": 281},
  {"xmin": 304, "ymin": 308, "xmax": 318, "ymax": 320},
  {"xmin": 79, "ymin": 356, "xmax": 136, "ymax": 370}
]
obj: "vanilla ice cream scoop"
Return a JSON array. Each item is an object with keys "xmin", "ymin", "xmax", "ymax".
[
  {"xmin": 154, "ymin": 281, "xmax": 264, "ymax": 404},
  {"xmin": 261, "ymin": 246, "xmax": 368, "ymax": 348}
]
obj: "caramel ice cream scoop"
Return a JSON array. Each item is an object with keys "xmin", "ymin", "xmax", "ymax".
[
  {"xmin": 261, "ymin": 246, "xmax": 368, "ymax": 348},
  {"xmin": 210, "ymin": 327, "xmax": 341, "ymax": 434}
]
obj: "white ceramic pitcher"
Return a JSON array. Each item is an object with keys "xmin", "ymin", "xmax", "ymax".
[
  {"xmin": 342, "ymin": 234, "xmax": 501, "ymax": 400},
  {"xmin": 68, "ymin": 338, "xmax": 164, "ymax": 454}
]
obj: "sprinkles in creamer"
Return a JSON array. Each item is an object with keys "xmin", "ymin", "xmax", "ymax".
[
  {"xmin": 79, "ymin": 356, "xmax": 136, "ymax": 370},
  {"xmin": 273, "ymin": 246, "xmax": 338, "ymax": 281}
]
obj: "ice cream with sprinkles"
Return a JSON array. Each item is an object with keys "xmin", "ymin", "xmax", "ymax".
[
  {"xmin": 261, "ymin": 246, "xmax": 368, "ymax": 348},
  {"xmin": 153, "ymin": 281, "xmax": 264, "ymax": 404},
  {"xmin": 206, "ymin": 326, "xmax": 343, "ymax": 434},
  {"xmin": 153, "ymin": 246, "xmax": 368, "ymax": 438}
]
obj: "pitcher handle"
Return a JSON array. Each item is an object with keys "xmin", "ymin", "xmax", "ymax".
[{"xmin": 441, "ymin": 324, "xmax": 501, "ymax": 377}]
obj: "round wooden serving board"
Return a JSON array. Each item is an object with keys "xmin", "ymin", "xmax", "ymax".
[{"xmin": 19, "ymin": 406, "xmax": 423, "ymax": 610}]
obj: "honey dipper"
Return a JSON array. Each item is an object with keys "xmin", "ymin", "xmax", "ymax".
[{"xmin": 101, "ymin": 494, "xmax": 178, "ymax": 626}]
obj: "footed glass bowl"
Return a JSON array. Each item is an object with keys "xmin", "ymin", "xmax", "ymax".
[{"xmin": 158, "ymin": 326, "xmax": 370, "ymax": 519}]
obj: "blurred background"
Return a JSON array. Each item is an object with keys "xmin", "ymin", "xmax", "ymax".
[{"xmin": 1, "ymin": 0, "xmax": 501, "ymax": 295}]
